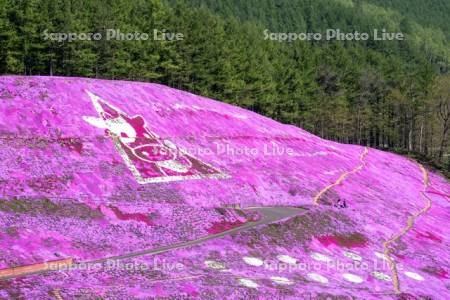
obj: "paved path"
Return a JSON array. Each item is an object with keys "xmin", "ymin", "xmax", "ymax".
[
  {"xmin": 86, "ymin": 206, "xmax": 307, "ymax": 264},
  {"xmin": 2, "ymin": 206, "xmax": 307, "ymax": 280}
]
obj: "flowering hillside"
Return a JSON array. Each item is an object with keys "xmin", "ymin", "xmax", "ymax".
[{"xmin": 0, "ymin": 76, "xmax": 449, "ymax": 299}]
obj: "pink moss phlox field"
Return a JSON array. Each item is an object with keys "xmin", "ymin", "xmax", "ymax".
[{"xmin": 0, "ymin": 76, "xmax": 449, "ymax": 299}]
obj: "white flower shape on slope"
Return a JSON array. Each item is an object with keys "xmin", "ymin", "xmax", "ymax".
[
  {"xmin": 238, "ymin": 278, "xmax": 258, "ymax": 288},
  {"xmin": 374, "ymin": 251, "xmax": 388, "ymax": 260},
  {"xmin": 343, "ymin": 251, "xmax": 362, "ymax": 261},
  {"xmin": 242, "ymin": 256, "xmax": 264, "ymax": 267},
  {"xmin": 270, "ymin": 276, "xmax": 294, "ymax": 285},
  {"xmin": 342, "ymin": 273, "xmax": 364, "ymax": 284},
  {"xmin": 371, "ymin": 271, "xmax": 391, "ymax": 281},
  {"xmin": 404, "ymin": 271, "xmax": 424, "ymax": 281},
  {"xmin": 276, "ymin": 254, "xmax": 297, "ymax": 265},
  {"xmin": 310, "ymin": 252, "xmax": 332, "ymax": 263},
  {"xmin": 307, "ymin": 273, "xmax": 329, "ymax": 284},
  {"xmin": 204, "ymin": 260, "xmax": 226, "ymax": 270}
]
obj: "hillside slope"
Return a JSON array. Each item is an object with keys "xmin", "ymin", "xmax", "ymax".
[
  {"xmin": 2, "ymin": 0, "xmax": 449, "ymax": 165},
  {"xmin": 0, "ymin": 76, "xmax": 449, "ymax": 299}
]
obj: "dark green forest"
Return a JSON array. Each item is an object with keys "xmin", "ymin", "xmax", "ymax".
[{"xmin": 0, "ymin": 0, "xmax": 449, "ymax": 174}]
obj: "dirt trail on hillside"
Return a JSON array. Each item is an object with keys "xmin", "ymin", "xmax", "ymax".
[
  {"xmin": 382, "ymin": 163, "xmax": 432, "ymax": 294},
  {"xmin": 309, "ymin": 146, "xmax": 434, "ymax": 295},
  {"xmin": 313, "ymin": 147, "xmax": 369, "ymax": 205}
]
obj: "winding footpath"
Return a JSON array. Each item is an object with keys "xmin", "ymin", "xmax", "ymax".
[
  {"xmin": 382, "ymin": 163, "xmax": 433, "ymax": 294},
  {"xmin": 309, "ymin": 146, "xmax": 434, "ymax": 295},
  {"xmin": 313, "ymin": 147, "xmax": 369, "ymax": 205}
]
